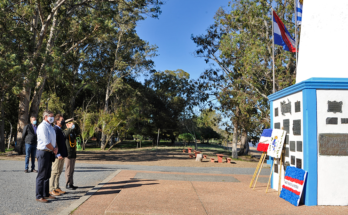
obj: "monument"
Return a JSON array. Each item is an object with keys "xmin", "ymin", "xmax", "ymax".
[{"xmin": 268, "ymin": 1, "xmax": 348, "ymax": 206}]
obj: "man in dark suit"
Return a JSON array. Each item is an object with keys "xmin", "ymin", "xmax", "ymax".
[
  {"xmin": 49, "ymin": 114, "xmax": 68, "ymax": 196},
  {"xmin": 22, "ymin": 116, "xmax": 38, "ymax": 173}
]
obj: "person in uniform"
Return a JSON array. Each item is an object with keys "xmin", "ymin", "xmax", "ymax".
[{"xmin": 64, "ymin": 118, "xmax": 78, "ymax": 190}]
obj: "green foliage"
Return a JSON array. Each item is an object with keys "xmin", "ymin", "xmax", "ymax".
[
  {"xmin": 178, "ymin": 133, "xmax": 194, "ymax": 142},
  {"xmin": 38, "ymin": 92, "xmax": 65, "ymax": 120}
]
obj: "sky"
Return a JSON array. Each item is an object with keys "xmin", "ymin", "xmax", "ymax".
[{"xmin": 135, "ymin": 0, "xmax": 231, "ymax": 81}]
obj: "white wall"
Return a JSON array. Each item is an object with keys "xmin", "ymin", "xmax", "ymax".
[
  {"xmin": 317, "ymin": 90, "xmax": 348, "ymax": 206},
  {"xmin": 272, "ymin": 91, "xmax": 303, "ymax": 190},
  {"xmin": 296, "ymin": 1, "xmax": 348, "ymax": 83}
]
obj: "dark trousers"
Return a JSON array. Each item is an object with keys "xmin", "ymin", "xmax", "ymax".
[
  {"xmin": 25, "ymin": 143, "xmax": 37, "ymax": 170},
  {"xmin": 36, "ymin": 150, "xmax": 52, "ymax": 199}
]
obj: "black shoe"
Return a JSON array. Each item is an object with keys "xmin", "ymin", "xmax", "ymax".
[
  {"xmin": 24, "ymin": 169, "xmax": 29, "ymax": 173},
  {"xmin": 72, "ymin": 185, "xmax": 78, "ymax": 189},
  {"xmin": 66, "ymin": 184, "xmax": 76, "ymax": 190}
]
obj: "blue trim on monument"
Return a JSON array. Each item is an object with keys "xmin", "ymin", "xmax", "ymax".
[
  {"xmin": 269, "ymin": 101, "xmax": 274, "ymax": 188},
  {"xmin": 302, "ymin": 89, "xmax": 318, "ymax": 206},
  {"xmin": 268, "ymin": 78, "xmax": 348, "ymax": 101}
]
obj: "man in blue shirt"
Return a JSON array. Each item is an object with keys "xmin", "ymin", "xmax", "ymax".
[
  {"xmin": 21, "ymin": 116, "xmax": 38, "ymax": 173},
  {"xmin": 36, "ymin": 110, "xmax": 58, "ymax": 203}
]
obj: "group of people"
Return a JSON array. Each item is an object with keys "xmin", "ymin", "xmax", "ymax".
[{"xmin": 21, "ymin": 110, "xmax": 78, "ymax": 203}]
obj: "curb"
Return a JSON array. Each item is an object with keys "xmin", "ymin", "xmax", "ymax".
[{"xmin": 57, "ymin": 169, "xmax": 122, "ymax": 215}]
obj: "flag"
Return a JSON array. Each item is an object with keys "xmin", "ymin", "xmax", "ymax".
[
  {"xmin": 280, "ymin": 166, "xmax": 307, "ymax": 206},
  {"xmin": 273, "ymin": 11, "xmax": 297, "ymax": 52},
  {"xmin": 296, "ymin": 0, "xmax": 303, "ymax": 26},
  {"xmin": 256, "ymin": 129, "xmax": 273, "ymax": 152}
]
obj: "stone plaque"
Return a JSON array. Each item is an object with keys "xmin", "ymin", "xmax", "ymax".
[
  {"xmin": 319, "ymin": 133, "xmax": 348, "ymax": 155},
  {"xmin": 285, "ymin": 147, "xmax": 289, "ymax": 157},
  {"xmin": 341, "ymin": 118, "xmax": 348, "ymax": 124},
  {"xmin": 295, "ymin": 101, "xmax": 301, "ymax": 113},
  {"xmin": 274, "ymin": 164, "xmax": 278, "ymax": 173},
  {"xmin": 291, "ymin": 156, "xmax": 295, "ymax": 165},
  {"xmin": 274, "ymin": 122, "xmax": 280, "ymax": 129},
  {"xmin": 326, "ymin": 117, "xmax": 338, "ymax": 125},
  {"xmin": 290, "ymin": 141, "xmax": 296, "ymax": 152},
  {"xmin": 281, "ymin": 101, "xmax": 291, "ymax": 115},
  {"xmin": 328, "ymin": 101, "xmax": 342, "ymax": 113},
  {"xmin": 296, "ymin": 158, "xmax": 302, "ymax": 169},
  {"xmin": 293, "ymin": 119, "xmax": 301, "ymax": 135},
  {"xmin": 285, "ymin": 134, "xmax": 289, "ymax": 145},
  {"xmin": 275, "ymin": 108, "xmax": 279, "ymax": 117},
  {"xmin": 297, "ymin": 141, "xmax": 303, "ymax": 152},
  {"xmin": 283, "ymin": 119, "xmax": 290, "ymax": 134}
]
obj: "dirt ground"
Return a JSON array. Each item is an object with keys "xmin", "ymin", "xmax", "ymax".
[{"xmin": 1, "ymin": 147, "xmax": 265, "ymax": 168}]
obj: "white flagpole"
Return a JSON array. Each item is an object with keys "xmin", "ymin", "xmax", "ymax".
[
  {"xmin": 294, "ymin": 0, "xmax": 298, "ymax": 74},
  {"xmin": 272, "ymin": 9, "xmax": 275, "ymax": 94}
]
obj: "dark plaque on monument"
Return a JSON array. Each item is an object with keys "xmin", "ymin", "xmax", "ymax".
[
  {"xmin": 290, "ymin": 141, "xmax": 296, "ymax": 152},
  {"xmin": 283, "ymin": 119, "xmax": 290, "ymax": 134},
  {"xmin": 341, "ymin": 118, "xmax": 348, "ymax": 124},
  {"xmin": 281, "ymin": 101, "xmax": 291, "ymax": 115},
  {"xmin": 296, "ymin": 159, "xmax": 302, "ymax": 169},
  {"xmin": 291, "ymin": 156, "xmax": 295, "ymax": 165},
  {"xmin": 327, "ymin": 101, "xmax": 342, "ymax": 113},
  {"xmin": 274, "ymin": 164, "xmax": 278, "ymax": 173},
  {"xmin": 274, "ymin": 122, "xmax": 280, "ymax": 129},
  {"xmin": 293, "ymin": 119, "xmax": 301, "ymax": 135},
  {"xmin": 319, "ymin": 133, "xmax": 348, "ymax": 155},
  {"xmin": 326, "ymin": 117, "xmax": 338, "ymax": 125},
  {"xmin": 284, "ymin": 161, "xmax": 290, "ymax": 171},
  {"xmin": 285, "ymin": 134, "xmax": 289, "ymax": 145},
  {"xmin": 297, "ymin": 141, "xmax": 303, "ymax": 152},
  {"xmin": 285, "ymin": 147, "xmax": 289, "ymax": 157},
  {"xmin": 295, "ymin": 101, "xmax": 301, "ymax": 113},
  {"xmin": 275, "ymin": 108, "xmax": 279, "ymax": 117}
]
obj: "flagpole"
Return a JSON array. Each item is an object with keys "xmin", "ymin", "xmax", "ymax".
[
  {"xmin": 294, "ymin": 0, "xmax": 298, "ymax": 74},
  {"xmin": 272, "ymin": 9, "xmax": 275, "ymax": 94}
]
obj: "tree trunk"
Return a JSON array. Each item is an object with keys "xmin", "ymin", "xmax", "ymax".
[
  {"xmin": 232, "ymin": 120, "xmax": 239, "ymax": 159},
  {"xmin": 16, "ymin": 85, "xmax": 31, "ymax": 154},
  {"xmin": 29, "ymin": 76, "xmax": 47, "ymax": 118},
  {"xmin": 8, "ymin": 122, "xmax": 12, "ymax": 149},
  {"xmin": 238, "ymin": 129, "xmax": 248, "ymax": 156},
  {"xmin": 0, "ymin": 93, "xmax": 5, "ymax": 152}
]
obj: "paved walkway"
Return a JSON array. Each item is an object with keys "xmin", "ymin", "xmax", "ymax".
[{"xmin": 73, "ymin": 170, "xmax": 348, "ymax": 215}]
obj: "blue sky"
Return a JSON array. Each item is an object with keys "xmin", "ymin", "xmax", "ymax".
[{"xmin": 136, "ymin": 0, "xmax": 231, "ymax": 81}]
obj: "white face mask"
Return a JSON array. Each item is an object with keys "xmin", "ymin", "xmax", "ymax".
[
  {"xmin": 48, "ymin": 116, "xmax": 54, "ymax": 123},
  {"xmin": 71, "ymin": 124, "xmax": 75, "ymax": 129}
]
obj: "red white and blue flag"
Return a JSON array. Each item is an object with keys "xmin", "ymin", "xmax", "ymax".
[
  {"xmin": 273, "ymin": 11, "xmax": 297, "ymax": 52},
  {"xmin": 256, "ymin": 129, "xmax": 273, "ymax": 152},
  {"xmin": 280, "ymin": 166, "xmax": 307, "ymax": 206}
]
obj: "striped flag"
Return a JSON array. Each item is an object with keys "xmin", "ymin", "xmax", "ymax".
[
  {"xmin": 273, "ymin": 11, "xmax": 297, "ymax": 52},
  {"xmin": 280, "ymin": 166, "xmax": 307, "ymax": 206},
  {"xmin": 296, "ymin": 0, "xmax": 303, "ymax": 26},
  {"xmin": 256, "ymin": 129, "xmax": 273, "ymax": 152}
]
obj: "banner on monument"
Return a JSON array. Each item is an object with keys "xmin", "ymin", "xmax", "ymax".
[
  {"xmin": 267, "ymin": 129, "xmax": 287, "ymax": 158},
  {"xmin": 280, "ymin": 166, "xmax": 307, "ymax": 206}
]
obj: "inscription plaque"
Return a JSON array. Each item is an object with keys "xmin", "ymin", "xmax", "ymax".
[
  {"xmin": 285, "ymin": 134, "xmax": 289, "ymax": 145},
  {"xmin": 328, "ymin": 101, "xmax": 342, "ymax": 113},
  {"xmin": 281, "ymin": 101, "xmax": 291, "ymax": 115},
  {"xmin": 296, "ymin": 159, "xmax": 302, "ymax": 169},
  {"xmin": 319, "ymin": 133, "xmax": 348, "ymax": 155},
  {"xmin": 274, "ymin": 164, "xmax": 278, "ymax": 173},
  {"xmin": 293, "ymin": 119, "xmax": 301, "ymax": 135},
  {"xmin": 295, "ymin": 101, "xmax": 301, "ymax": 113},
  {"xmin": 275, "ymin": 108, "xmax": 279, "ymax": 117},
  {"xmin": 326, "ymin": 117, "xmax": 338, "ymax": 125},
  {"xmin": 341, "ymin": 118, "xmax": 348, "ymax": 124},
  {"xmin": 297, "ymin": 141, "xmax": 303, "ymax": 152},
  {"xmin": 283, "ymin": 119, "xmax": 290, "ymax": 134},
  {"xmin": 274, "ymin": 122, "xmax": 280, "ymax": 129},
  {"xmin": 285, "ymin": 147, "xmax": 289, "ymax": 157},
  {"xmin": 290, "ymin": 141, "xmax": 296, "ymax": 152},
  {"xmin": 291, "ymin": 156, "xmax": 295, "ymax": 165}
]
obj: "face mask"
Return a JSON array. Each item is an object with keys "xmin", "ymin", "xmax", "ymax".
[
  {"xmin": 48, "ymin": 117, "xmax": 54, "ymax": 124},
  {"xmin": 33, "ymin": 120, "xmax": 37, "ymax": 125},
  {"xmin": 71, "ymin": 124, "xmax": 75, "ymax": 129}
]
